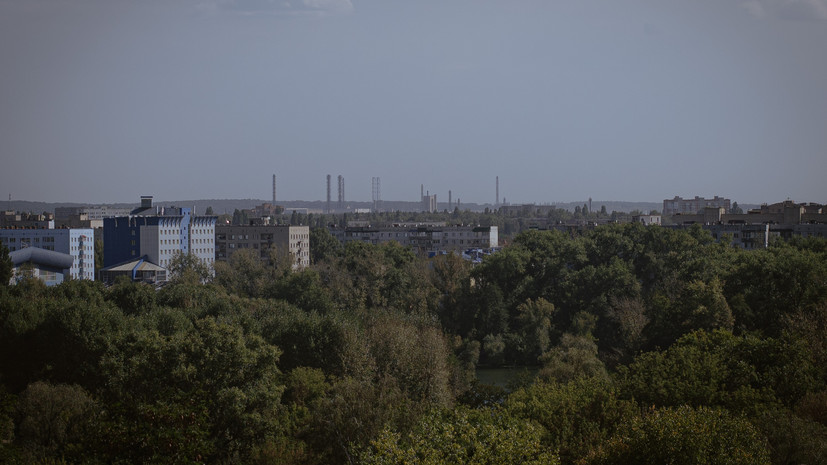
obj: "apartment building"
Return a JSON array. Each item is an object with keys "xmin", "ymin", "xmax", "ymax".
[{"xmin": 215, "ymin": 224, "xmax": 310, "ymax": 269}]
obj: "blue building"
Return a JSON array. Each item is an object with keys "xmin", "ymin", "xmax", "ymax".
[
  {"xmin": 103, "ymin": 197, "xmax": 216, "ymax": 270},
  {"xmin": 0, "ymin": 228, "xmax": 95, "ymax": 280},
  {"xmin": 8, "ymin": 247, "xmax": 74, "ymax": 286}
]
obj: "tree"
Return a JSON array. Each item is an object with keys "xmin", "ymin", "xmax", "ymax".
[
  {"xmin": 205, "ymin": 206, "xmax": 214, "ymax": 216},
  {"xmin": 14, "ymin": 381, "xmax": 99, "ymax": 461},
  {"xmin": 361, "ymin": 407, "xmax": 559, "ymax": 465},
  {"xmin": 99, "ymin": 317, "xmax": 284, "ymax": 463},
  {"xmin": 644, "ymin": 278, "xmax": 734, "ymax": 349},
  {"xmin": 309, "ymin": 227, "xmax": 341, "ymax": 265},
  {"xmin": 231, "ymin": 209, "xmax": 249, "ymax": 226},
  {"xmin": 538, "ymin": 333, "xmax": 608, "ymax": 384},
  {"xmin": 506, "ymin": 377, "xmax": 637, "ymax": 464},
  {"xmin": 584, "ymin": 406, "xmax": 770, "ymax": 465},
  {"xmin": 0, "ymin": 240, "xmax": 11, "ymax": 287},
  {"xmin": 94, "ymin": 239, "xmax": 104, "ymax": 276},
  {"xmin": 617, "ymin": 330, "xmax": 821, "ymax": 413},
  {"xmin": 167, "ymin": 251, "xmax": 212, "ymax": 284}
]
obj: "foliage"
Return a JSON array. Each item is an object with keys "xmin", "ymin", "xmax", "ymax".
[
  {"xmin": 584, "ymin": 406, "xmax": 770, "ymax": 465},
  {"xmin": 752, "ymin": 407, "xmax": 827, "ymax": 465},
  {"xmin": 616, "ymin": 329, "xmax": 821, "ymax": 413},
  {"xmin": 538, "ymin": 334, "xmax": 609, "ymax": 384},
  {"xmin": 14, "ymin": 381, "xmax": 98, "ymax": 462},
  {"xmin": 310, "ymin": 226, "xmax": 342, "ymax": 265},
  {"xmin": 0, "ymin": 223, "xmax": 825, "ymax": 463},
  {"xmin": 167, "ymin": 251, "xmax": 212, "ymax": 284},
  {"xmin": 506, "ymin": 377, "xmax": 636, "ymax": 464},
  {"xmin": 0, "ymin": 240, "xmax": 13, "ymax": 287},
  {"xmin": 361, "ymin": 407, "xmax": 559, "ymax": 465}
]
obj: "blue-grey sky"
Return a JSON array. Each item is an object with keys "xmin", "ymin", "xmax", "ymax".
[{"xmin": 1, "ymin": 0, "xmax": 826, "ymax": 205}]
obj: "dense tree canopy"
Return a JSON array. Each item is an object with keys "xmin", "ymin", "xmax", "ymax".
[{"xmin": 1, "ymin": 224, "xmax": 826, "ymax": 463}]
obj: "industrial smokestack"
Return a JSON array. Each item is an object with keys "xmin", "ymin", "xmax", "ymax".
[
  {"xmin": 326, "ymin": 175, "xmax": 331, "ymax": 213},
  {"xmin": 338, "ymin": 175, "xmax": 344, "ymax": 208},
  {"xmin": 496, "ymin": 176, "xmax": 499, "ymax": 206},
  {"xmin": 272, "ymin": 174, "xmax": 276, "ymax": 204}
]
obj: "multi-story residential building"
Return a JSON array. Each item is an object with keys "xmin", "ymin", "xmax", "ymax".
[
  {"xmin": 55, "ymin": 206, "xmax": 133, "ymax": 222},
  {"xmin": 103, "ymin": 197, "xmax": 216, "ymax": 270},
  {"xmin": 672, "ymin": 200, "xmax": 827, "ymax": 226},
  {"xmin": 215, "ymin": 224, "xmax": 309, "ymax": 269},
  {"xmin": 632, "ymin": 214, "xmax": 662, "ymax": 226},
  {"xmin": 664, "ymin": 200, "xmax": 826, "ymax": 249},
  {"xmin": 0, "ymin": 211, "xmax": 54, "ymax": 229},
  {"xmin": 663, "ymin": 196, "xmax": 731, "ymax": 216},
  {"xmin": 0, "ymin": 228, "xmax": 95, "ymax": 280},
  {"xmin": 331, "ymin": 223, "xmax": 498, "ymax": 255}
]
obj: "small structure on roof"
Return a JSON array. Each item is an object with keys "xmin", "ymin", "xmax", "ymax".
[
  {"xmin": 9, "ymin": 247, "xmax": 74, "ymax": 286},
  {"xmin": 99, "ymin": 255, "xmax": 168, "ymax": 285}
]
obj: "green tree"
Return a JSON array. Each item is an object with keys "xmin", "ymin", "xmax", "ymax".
[
  {"xmin": 753, "ymin": 407, "xmax": 827, "ymax": 465},
  {"xmin": 506, "ymin": 377, "xmax": 637, "ymax": 464},
  {"xmin": 99, "ymin": 317, "xmax": 284, "ymax": 463},
  {"xmin": 14, "ymin": 381, "xmax": 99, "ymax": 462},
  {"xmin": 106, "ymin": 278, "xmax": 157, "ymax": 315},
  {"xmin": 309, "ymin": 227, "xmax": 341, "ymax": 265},
  {"xmin": 645, "ymin": 278, "xmax": 734, "ymax": 349},
  {"xmin": 361, "ymin": 407, "xmax": 559, "ymax": 465},
  {"xmin": 584, "ymin": 406, "xmax": 770, "ymax": 465},
  {"xmin": 538, "ymin": 333, "xmax": 608, "ymax": 384},
  {"xmin": 0, "ymin": 240, "xmax": 11, "ymax": 287},
  {"xmin": 367, "ymin": 314, "xmax": 453, "ymax": 406},
  {"xmin": 167, "ymin": 251, "xmax": 212, "ymax": 284},
  {"xmin": 213, "ymin": 248, "xmax": 267, "ymax": 297},
  {"xmin": 231, "ymin": 208, "xmax": 249, "ymax": 226},
  {"xmin": 617, "ymin": 330, "xmax": 821, "ymax": 413}
]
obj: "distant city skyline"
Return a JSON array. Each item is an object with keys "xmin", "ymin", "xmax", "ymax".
[{"xmin": 2, "ymin": 0, "xmax": 826, "ymax": 205}]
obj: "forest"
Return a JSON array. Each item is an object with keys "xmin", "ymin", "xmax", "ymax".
[{"xmin": 1, "ymin": 223, "xmax": 827, "ymax": 464}]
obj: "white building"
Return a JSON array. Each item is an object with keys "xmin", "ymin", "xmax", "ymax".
[
  {"xmin": 0, "ymin": 228, "xmax": 95, "ymax": 280},
  {"xmin": 103, "ymin": 201, "xmax": 216, "ymax": 271}
]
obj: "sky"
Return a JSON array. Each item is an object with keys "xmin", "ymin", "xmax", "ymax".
[{"xmin": 1, "ymin": 0, "xmax": 826, "ymax": 206}]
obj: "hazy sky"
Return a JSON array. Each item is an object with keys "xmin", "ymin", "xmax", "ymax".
[{"xmin": 1, "ymin": 0, "xmax": 826, "ymax": 205}]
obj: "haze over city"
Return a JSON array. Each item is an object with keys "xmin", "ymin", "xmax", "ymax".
[{"xmin": 1, "ymin": 0, "xmax": 826, "ymax": 205}]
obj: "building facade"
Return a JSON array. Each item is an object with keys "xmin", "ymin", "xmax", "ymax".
[
  {"xmin": 663, "ymin": 196, "xmax": 731, "ymax": 216},
  {"xmin": 103, "ymin": 204, "xmax": 216, "ymax": 270},
  {"xmin": 632, "ymin": 214, "xmax": 662, "ymax": 226},
  {"xmin": 55, "ymin": 206, "xmax": 133, "ymax": 222},
  {"xmin": 0, "ymin": 228, "xmax": 95, "ymax": 280},
  {"xmin": 672, "ymin": 201, "xmax": 827, "ymax": 226},
  {"xmin": 99, "ymin": 256, "xmax": 168, "ymax": 285},
  {"xmin": 215, "ymin": 224, "xmax": 310, "ymax": 269},
  {"xmin": 664, "ymin": 200, "xmax": 827, "ymax": 249},
  {"xmin": 8, "ymin": 247, "xmax": 75, "ymax": 286},
  {"xmin": 1, "ymin": 211, "xmax": 54, "ymax": 229},
  {"xmin": 331, "ymin": 224, "xmax": 498, "ymax": 255}
]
